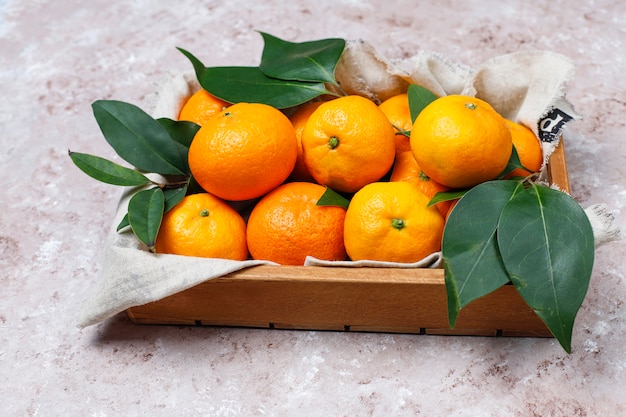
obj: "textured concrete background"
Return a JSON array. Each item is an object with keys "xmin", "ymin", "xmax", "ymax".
[{"xmin": 1, "ymin": 1, "xmax": 625, "ymax": 416}]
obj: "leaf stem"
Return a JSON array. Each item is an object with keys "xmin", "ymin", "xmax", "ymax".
[
  {"xmin": 519, "ymin": 172, "xmax": 542, "ymax": 188},
  {"xmin": 329, "ymin": 80, "xmax": 349, "ymax": 97},
  {"xmin": 150, "ymin": 177, "xmax": 190, "ymax": 189},
  {"xmin": 391, "ymin": 123, "xmax": 411, "ymax": 137}
]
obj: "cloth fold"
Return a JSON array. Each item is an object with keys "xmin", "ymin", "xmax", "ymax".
[{"xmin": 304, "ymin": 252, "xmax": 442, "ymax": 269}]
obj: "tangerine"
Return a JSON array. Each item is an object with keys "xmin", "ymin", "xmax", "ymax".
[
  {"xmin": 246, "ymin": 182, "xmax": 347, "ymax": 265},
  {"xmin": 178, "ymin": 89, "xmax": 230, "ymax": 126},
  {"xmin": 288, "ymin": 101, "xmax": 324, "ymax": 182},
  {"xmin": 301, "ymin": 95, "xmax": 396, "ymax": 193},
  {"xmin": 378, "ymin": 93, "xmax": 412, "ymax": 155},
  {"xmin": 410, "ymin": 95, "xmax": 512, "ymax": 189},
  {"xmin": 188, "ymin": 102, "xmax": 298, "ymax": 201},
  {"xmin": 504, "ymin": 119, "xmax": 543, "ymax": 178},
  {"xmin": 155, "ymin": 193, "xmax": 248, "ymax": 260},
  {"xmin": 344, "ymin": 181, "xmax": 444, "ymax": 263},
  {"xmin": 390, "ymin": 150, "xmax": 452, "ymax": 217}
]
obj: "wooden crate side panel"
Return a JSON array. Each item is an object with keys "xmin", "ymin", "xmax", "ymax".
[{"xmin": 127, "ymin": 267, "xmax": 550, "ymax": 337}]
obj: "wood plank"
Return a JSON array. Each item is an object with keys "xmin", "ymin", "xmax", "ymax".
[
  {"xmin": 127, "ymin": 266, "xmax": 549, "ymax": 336},
  {"xmin": 547, "ymin": 138, "xmax": 570, "ymax": 193}
]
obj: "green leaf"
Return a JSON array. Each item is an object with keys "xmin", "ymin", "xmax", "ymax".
[
  {"xmin": 204, "ymin": 66, "xmax": 331, "ymax": 109},
  {"xmin": 497, "ymin": 184, "xmax": 595, "ymax": 353},
  {"xmin": 443, "ymin": 180, "xmax": 524, "ymax": 327},
  {"xmin": 69, "ymin": 151, "xmax": 151, "ymax": 186},
  {"xmin": 407, "ymin": 84, "xmax": 438, "ymax": 123},
  {"xmin": 117, "ymin": 185, "xmax": 186, "ymax": 234},
  {"xmin": 177, "ymin": 47, "xmax": 334, "ymax": 109},
  {"xmin": 156, "ymin": 118, "xmax": 201, "ymax": 148},
  {"xmin": 116, "ymin": 185, "xmax": 187, "ymax": 232},
  {"xmin": 163, "ymin": 185, "xmax": 188, "ymax": 212},
  {"xmin": 259, "ymin": 31, "xmax": 345, "ymax": 84},
  {"xmin": 117, "ymin": 213, "xmax": 130, "ymax": 232},
  {"xmin": 176, "ymin": 47, "xmax": 207, "ymax": 81},
  {"xmin": 92, "ymin": 100, "xmax": 189, "ymax": 175},
  {"xmin": 316, "ymin": 187, "xmax": 350, "ymax": 209},
  {"xmin": 497, "ymin": 144, "xmax": 526, "ymax": 179},
  {"xmin": 128, "ymin": 187, "xmax": 165, "ymax": 250},
  {"xmin": 428, "ymin": 189, "xmax": 468, "ymax": 207}
]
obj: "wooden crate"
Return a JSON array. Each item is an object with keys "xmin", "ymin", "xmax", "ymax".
[{"xmin": 126, "ymin": 140, "xmax": 570, "ymax": 338}]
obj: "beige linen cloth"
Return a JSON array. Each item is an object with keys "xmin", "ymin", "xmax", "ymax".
[{"xmin": 78, "ymin": 40, "xmax": 619, "ymax": 328}]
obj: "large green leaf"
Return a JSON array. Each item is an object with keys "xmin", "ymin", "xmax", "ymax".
[
  {"xmin": 128, "ymin": 187, "xmax": 165, "ymax": 250},
  {"xmin": 68, "ymin": 151, "xmax": 151, "ymax": 186},
  {"xmin": 156, "ymin": 118, "xmax": 201, "ymax": 149},
  {"xmin": 407, "ymin": 84, "xmax": 438, "ymax": 123},
  {"xmin": 92, "ymin": 100, "xmax": 189, "ymax": 175},
  {"xmin": 177, "ymin": 47, "xmax": 335, "ymax": 109},
  {"xmin": 497, "ymin": 184, "xmax": 595, "ymax": 353},
  {"xmin": 443, "ymin": 180, "xmax": 524, "ymax": 327},
  {"xmin": 259, "ymin": 31, "xmax": 345, "ymax": 84},
  {"xmin": 202, "ymin": 66, "xmax": 331, "ymax": 108}
]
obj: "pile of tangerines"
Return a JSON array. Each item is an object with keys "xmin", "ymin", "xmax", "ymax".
[{"xmin": 155, "ymin": 89, "xmax": 543, "ymax": 265}]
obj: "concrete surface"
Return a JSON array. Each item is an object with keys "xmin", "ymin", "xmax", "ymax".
[{"xmin": 1, "ymin": 0, "xmax": 625, "ymax": 416}]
